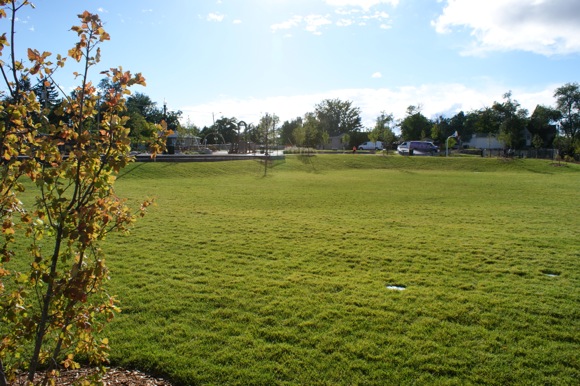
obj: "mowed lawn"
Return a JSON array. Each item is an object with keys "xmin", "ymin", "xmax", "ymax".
[{"xmin": 104, "ymin": 155, "xmax": 579, "ymax": 385}]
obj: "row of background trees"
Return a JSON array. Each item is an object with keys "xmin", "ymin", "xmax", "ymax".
[
  {"xmin": 193, "ymin": 84, "xmax": 578, "ymax": 158},
  {"xmin": 17, "ymin": 76, "xmax": 181, "ymax": 151},
  {"xmin": 28, "ymin": 80, "xmax": 580, "ymax": 158}
]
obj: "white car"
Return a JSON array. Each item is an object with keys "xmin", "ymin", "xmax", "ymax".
[{"xmin": 358, "ymin": 141, "xmax": 384, "ymax": 151}]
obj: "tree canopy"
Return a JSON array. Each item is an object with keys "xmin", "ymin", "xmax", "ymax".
[
  {"xmin": 528, "ymin": 105, "xmax": 561, "ymax": 147},
  {"xmin": 400, "ymin": 105, "xmax": 431, "ymax": 141},
  {"xmin": 492, "ymin": 92, "xmax": 529, "ymax": 149},
  {"xmin": 314, "ymin": 98, "xmax": 362, "ymax": 136},
  {"xmin": 554, "ymin": 82, "xmax": 580, "ymax": 140}
]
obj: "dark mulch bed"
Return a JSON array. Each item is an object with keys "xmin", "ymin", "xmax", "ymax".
[{"xmin": 15, "ymin": 368, "xmax": 172, "ymax": 385}]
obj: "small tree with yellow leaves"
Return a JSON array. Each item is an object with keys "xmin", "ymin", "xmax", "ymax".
[{"xmin": 0, "ymin": 2, "xmax": 165, "ymax": 384}]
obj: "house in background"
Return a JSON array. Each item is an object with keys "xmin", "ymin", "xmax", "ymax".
[
  {"xmin": 463, "ymin": 133, "xmax": 503, "ymax": 149},
  {"xmin": 320, "ymin": 134, "xmax": 350, "ymax": 150},
  {"xmin": 463, "ymin": 129, "xmax": 532, "ymax": 149}
]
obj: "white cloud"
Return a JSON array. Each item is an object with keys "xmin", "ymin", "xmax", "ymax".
[
  {"xmin": 272, "ymin": 15, "xmax": 331, "ymax": 35},
  {"xmin": 325, "ymin": 0, "xmax": 399, "ymax": 11},
  {"xmin": 271, "ymin": 16, "xmax": 303, "ymax": 32},
  {"xmin": 362, "ymin": 10, "xmax": 391, "ymax": 27},
  {"xmin": 372, "ymin": 72, "xmax": 382, "ymax": 78},
  {"xmin": 233, "ymin": 19, "xmax": 242, "ymax": 24},
  {"xmin": 335, "ymin": 8, "xmax": 361, "ymax": 16},
  {"xmin": 336, "ymin": 19, "xmax": 354, "ymax": 27},
  {"xmin": 304, "ymin": 15, "xmax": 333, "ymax": 35},
  {"xmin": 180, "ymin": 83, "xmax": 557, "ymax": 130},
  {"xmin": 272, "ymin": 1, "xmax": 394, "ymax": 34},
  {"xmin": 362, "ymin": 11, "xmax": 390, "ymax": 20},
  {"xmin": 207, "ymin": 13, "xmax": 225, "ymax": 22},
  {"xmin": 433, "ymin": 0, "xmax": 580, "ymax": 56}
]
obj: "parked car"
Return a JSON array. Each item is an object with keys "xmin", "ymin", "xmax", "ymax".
[
  {"xmin": 358, "ymin": 141, "xmax": 384, "ymax": 150},
  {"xmin": 397, "ymin": 141, "xmax": 438, "ymax": 155}
]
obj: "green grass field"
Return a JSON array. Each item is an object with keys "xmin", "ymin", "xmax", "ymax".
[{"xmin": 97, "ymin": 155, "xmax": 578, "ymax": 384}]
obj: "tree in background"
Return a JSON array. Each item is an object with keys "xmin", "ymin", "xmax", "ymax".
[
  {"xmin": 200, "ymin": 117, "xmax": 238, "ymax": 144},
  {"xmin": 399, "ymin": 105, "xmax": 432, "ymax": 141},
  {"xmin": 257, "ymin": 113, "xmax": 279, "ymax": 150},
  {"xmin": 553, "ymin": 82, "xmax": 580, "ymax": 158},
  {"xmin": 125, "ymin": 111, "xmax": 157, "ymax": 150},
  {"xmin": 314, "ymin": 98, "xmax": 362, "ymax": 136},
  {"xmin": 461, "ymin": 106, "xmax": 503, "ymax": 151},
  {"xmin": 123, "ymin": 92, "xmax": 181, "ymax": 145},
  {"xmin": 241, "ymin": 114, "xmax": 278, "ymax": 146},
  {"xmin": 163, "ymin": 109, "xmax": 182, "ymax": 132},
  {"xmin": 119, "ymin": 92, "xmax": 160, "ymax": 150},
  {"xmin": 382, "ymin": 128, "xmax": 396, "ymax": 154},
  {"xmin": 554, "ymin": 82, "xmax": 580, "ymax": 140},
  {"xmin": 431, "ymin": 115, "xmax": 449, "ymax": 144},
  {"xmin": 33, "ymin": 80, "xmax": 60, "ymax": 110},
  {"xmin": 466, "ymin": 108, "xmax": 494, "ymax": 136},
  {"xmin": 181, "ymin": 117, "xmax": 200, "ymax": 137},
  {"xmin": 302, "ymin": 112, "xmax": 320, "ymax": 148},
  {"xmin": 431, "ymin": 112, "xmax": 471, "ymax": 149},
  {"xmin": 492, "ymin": 92, "xmax": 529, "ymax": 150},
  {"xmin": 279, "ymin": 117, "xmax": 302, "ymax": 146},
  {"xmin": 124, "ymin": 93, "xmax": 156, "ymax": 120},
  {"xmin": 528, "ymin": 105, "xmax": 561, "ymax": 148},
  {"xmin": 368, "ymin": 114, "xmax": 386, "ymax": 150},
  {"xmin": 178, "ymin": 117, "xmax": 199, "ymax": 138},
  {"xmin": 449, "ymin": 111, "xmax": 470, "ymax": 142},
  {"xmin": 0, "ymin": 6, "xmax": 164, "ymax": 384},
  {"xmin": 374, "ymin": 111, "xmax": 395, "ymax": 153},
  {"xmin": 367, "ymin": 128, "xmax": 379, "ymax": 148},
  {"xmin": 254, "ymin": 113, "xmax": 279, "ymax": 175},
  {"xmin": 292, "ymin": 123, "xmax": 306, "ymax": 149}
]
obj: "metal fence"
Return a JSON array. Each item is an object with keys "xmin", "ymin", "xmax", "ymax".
[{"xmin": 464, "ymin": 148, "xmax": 558, "ymax": 159}]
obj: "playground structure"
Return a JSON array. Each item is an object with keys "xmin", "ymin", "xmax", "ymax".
[
  {"xmin": 229, "ymin": 121, "xmax": 258, "ymax": 154},
  {"xmin": 162, "ymin": 120, "xmax": 267, "ymax": 155},
  {"xmin": 202, "ymin": 132, "xmax": 229, "ymax": 153}
]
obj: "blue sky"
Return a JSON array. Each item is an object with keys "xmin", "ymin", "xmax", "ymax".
[{"xmin": 8, "ymin": 0, "xmax": 580, "ymax": 129}]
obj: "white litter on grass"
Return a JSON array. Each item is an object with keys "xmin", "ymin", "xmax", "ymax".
[
  {"xmin": 541, "ymin": 270, "xmax": 561, "ymax": 277},
  {"xmin": 386, "ymin": 285, "xmax": 406, "ymax": 291}
]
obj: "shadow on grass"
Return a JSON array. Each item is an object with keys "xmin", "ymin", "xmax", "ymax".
[
  {"xmin": 257, "ymin": 157, "xmax": 287, "ymax": 178},
  {"xmin": 505, "ymin": 158, "xmax": 554, "ymax": 175},
  {"xmin": 117, "ymin": 162, "xmax": 148, "ymax": 180},
  {"xmin": 297, "ymin": 153, "xmax": 318, "ymax": 173},
  {"xmin": 393, "ymin": 154, "xmax": 420, "ymax": 174}
]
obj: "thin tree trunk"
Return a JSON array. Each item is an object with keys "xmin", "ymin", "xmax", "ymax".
[
  {"xmin": 27, "ymin": 230, "xmax": 63, "ymax": 382},
  {"xmin": 0, "ymin": 359, "xmax": 8, "ymax": 386}
]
